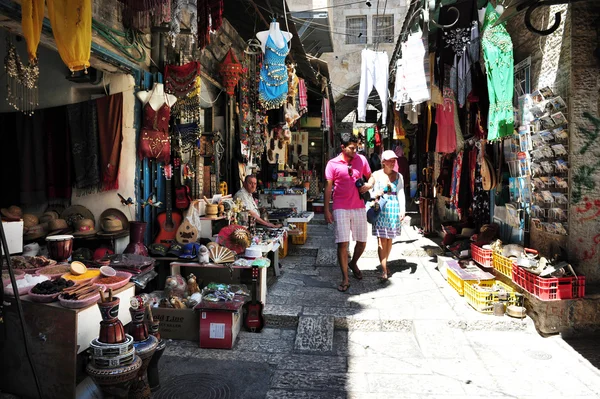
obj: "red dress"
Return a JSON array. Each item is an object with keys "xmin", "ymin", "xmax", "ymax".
[{"xmin": 139, "ymin": 101, "xmax": 171, "ymax": 164}]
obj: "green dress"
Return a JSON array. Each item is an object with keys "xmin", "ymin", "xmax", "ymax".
[{"xmin": 482, "ymin": 3, "xmax": 514, "ymax": 141}]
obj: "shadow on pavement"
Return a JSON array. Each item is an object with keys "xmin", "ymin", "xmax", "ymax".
[{"xmin": 562, "ymin": 336, "xmax": 600, "ymax": 370}]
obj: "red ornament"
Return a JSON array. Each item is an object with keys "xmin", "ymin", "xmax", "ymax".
[{"xmin": 220, "ymin": 49, "xmax": 243, "ymax": 96}]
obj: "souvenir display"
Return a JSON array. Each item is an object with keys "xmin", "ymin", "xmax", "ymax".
[{"xmin": 4, "ymin": 37, "xmax": 39, "ymax": 115}]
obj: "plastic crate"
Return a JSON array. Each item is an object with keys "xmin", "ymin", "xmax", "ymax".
[
  {"xmin": 447, "ymin": 267, "xmax": 494, "ymax": 296},
  {"xmin": 464, "ymin": 280, "xmax": 518, "ymax": 313},
  {"xmin": 471, "ymin": 243, "xmax": 493, "ymax": 268},
  {"xmin": 512, "ymin": 265, "xmax": 586, "ymax": 300},
  {"xmin": 492, "ymin": 251, "xmax": 514, "ymax": 277},
  {"xmin": 290, "ymin": 222, "xmax": 308, "ymax": 245}
]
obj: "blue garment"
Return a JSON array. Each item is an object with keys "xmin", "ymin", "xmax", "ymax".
[
  {"xmin": 372, "ymin": 175, "xmax": 403, "ymax": 239},
  {"xmin": 259, "ymin": 35, "xmax": 289, "ymax": 110}
]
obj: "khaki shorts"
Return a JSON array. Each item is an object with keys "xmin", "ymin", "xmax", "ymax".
[{"xmin": 333, "ymin": 208, "xmax": 368, "ymax": 243}]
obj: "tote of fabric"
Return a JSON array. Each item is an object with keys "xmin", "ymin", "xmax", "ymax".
[{"xmin": 46, "ymin": 0, "xmax": 92, "ymax": 72}]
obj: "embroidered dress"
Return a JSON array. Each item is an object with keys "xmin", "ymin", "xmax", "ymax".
[
  {"xmin": 372, "ymin": 173, "xmax": 405, "ymax": 239},
  {"xmin": 482, "ymin": 3, "xmax": 514, "ymax": 141},
  {"xmin": 259, "ymin": 35, "xmax": 289, "ymax": 110}
]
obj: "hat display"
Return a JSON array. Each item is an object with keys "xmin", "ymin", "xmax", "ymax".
[
  {"xmin": 72, "ymin": 219, "xmax": 97, "ymax": 236},
  {"xmin": 148, "ymin": 243, "xmax": 168, "ymax": 257},
  {"xmin": 23, "ymin": 214, "xmax": 39, "ymax": 229},
  {"xmin": 381, "ymin": 150, "xmax": 398, "ymax": 161},
  {"xmin": 93, "ymin": 247, "xmax": 114, "ymax": 261},
  {"xmin": 167, "ymin": 243, "xmax": 183, "ymax": 257},
  {"xmin": 96, "ymin": 208, "xmax": 129, "ymax": 236},
  {"xmin": 23, "ymin": 224, "xmax": 47, "ymax": 241},
  {"xmin": 1, "ymin": 205, "xmax": 23, "ymax": 221},
  {"xmin": 243, "ymin": 247, "xmax": 262, "ymax": 259},
  {"xmin": 180, "ymin": 243, "xmax": 201, "ymax": 259},
  {"xmin": 61, "ymin": 205, "xmax": 95, "ymax": 228},
  {"xmin": 47, "ymin": 219, "xmax": 72, "ymax": 236},
  {"xmin": 39, "ymin": 211, "xmax": 60, "ymax": 224}
]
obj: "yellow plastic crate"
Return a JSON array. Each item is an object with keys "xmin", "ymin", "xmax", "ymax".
[
  {"xmin": 464, "ymin": 280, "xmax": 517, "ymax": 314},
  {"xmin": 492, "ymin": 252, "xmax": 514, "ymax": 278},
  {"xmin": 290, "ymin": 222, "xmax": 308, "ymax": 245},
  {"xmin": 447, "ymin": 267, "xmax": 493, "ymax": 296}
]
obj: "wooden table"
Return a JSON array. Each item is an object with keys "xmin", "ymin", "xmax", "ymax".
[{"xmin": 0, "ymin": 283, "xmax": 135, "ymax": 399}]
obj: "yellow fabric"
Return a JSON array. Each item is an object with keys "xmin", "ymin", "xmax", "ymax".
[
  {"xmin": 46, "ymin": 0, "xmax": 92, "ymax": 71},
  {"xmin": 21, "ymin": 0, "xmax": 45, "ymax": 62}
]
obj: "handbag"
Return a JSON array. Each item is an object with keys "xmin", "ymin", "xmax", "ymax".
[
  {"xmin": 139, "ymin": 128, "xmax": 171, "ymax": 164},
  {"xmin": 366, "ymin": 196, "xmax": 388, "ymax": 224}
]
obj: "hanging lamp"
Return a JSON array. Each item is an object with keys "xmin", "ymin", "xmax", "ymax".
[{"xmin": 219, "ymin": 49, "xmax": 243, "ymax": 97}]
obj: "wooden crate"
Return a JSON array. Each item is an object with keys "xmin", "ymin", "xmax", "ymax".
[{"xmin": 290, "ymin": 222, "xmax": 308, "ymax": 245}]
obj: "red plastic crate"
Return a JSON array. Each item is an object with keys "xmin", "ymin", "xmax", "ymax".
[
  {"xmin": 471, "ymin": 243, "xmax": 493, "ymax": 268},
  {"xmin": 511, "ymin": 264, "xmax": 586, "ymax": 300}
]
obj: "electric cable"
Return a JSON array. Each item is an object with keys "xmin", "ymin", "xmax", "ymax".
[
  {"xmin": 92, "ymin": 19, "xmax": 149, "ymax": 63},
  {"xmin": 0, "ymin": 222, "xmax": 44, "ymax": 399}
]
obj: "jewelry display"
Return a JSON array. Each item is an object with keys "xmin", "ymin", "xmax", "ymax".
[
  {"xmin": 165, "ymin": 61, "xmax": 201, "ymax": 99},
  {"xmin": 4, "ymin": 37, "xmax": 39, "ymax": 116}
]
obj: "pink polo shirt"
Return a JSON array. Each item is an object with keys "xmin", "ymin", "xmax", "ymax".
[{"xmin": 325, "ymin": 153, "xmax": 372, "ymax": 210}]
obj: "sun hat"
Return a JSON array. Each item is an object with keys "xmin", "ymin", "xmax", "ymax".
[
  {"xmin": 61, "ymin": 205, "xmax": 95, "ymax": 228},
  {"xmin": 47, "ymin": 219, "xmax": 72, "ymax": 236},
  {"xmin": 98, "ymin": 209, "xmax": 129, "ymax": 232},
  {"xmin": 23, "ymin": 224, "xmax": 47, "ymax": 241},
  {"xmin": 39, "ymin": 211, "xmax": 60, "ymax": 224},
  {"xmin": 1, "ymin": 205, "xmax": 23, "ymax": 221},
  {"xmin": 72, "ymin": 219, "xmax": 97, "ymax": 236},
  {"xmin": 23, "ymin": 214, "xmax": 39, "ymax": 228},
  {"xmin": 97, "ymin": 215, "xmax": 127, "ymax": 237},
  {"xmin": 381, "ymin": 150, "xmax": 398, "ymax": 161}
]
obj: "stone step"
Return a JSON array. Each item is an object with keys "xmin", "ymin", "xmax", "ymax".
[{"xmin": 294, "ymin": 315, "xmax": 335, "ymax": 354}]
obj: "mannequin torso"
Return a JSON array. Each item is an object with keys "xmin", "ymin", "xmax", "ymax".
[
  {"xmin": 136, "ymin": 83, "xmax": 178, "ymax": 110},
  {"xmin": 256, "ymin": 22, "xmax": 293, "ymax": 53}
]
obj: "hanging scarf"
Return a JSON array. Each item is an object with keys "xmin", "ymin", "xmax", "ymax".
[
  {"xmin": 171, "ymin": 0, "xmax": 198, "ymax": 46},
  {"xmin": 68, "ymin": 100, "xmax": 101, "ymax": 190},
  {"xmin": 96, "ymin": 93, "xmax": 123, "ymax": 191},
  {"xmin": 46, "ymin": 0, "xmax": 92, "ymax": 72},
  {"xmin": 21, "ymin": 0, "xmax": 45, "ymax": 62},
  {"xmin": 44, "ymin": 106, "xmax": 72, "ymax": 200},
  {"xmin": 16, "ymin": 112, "xmax": 47, "ymax": 204}
]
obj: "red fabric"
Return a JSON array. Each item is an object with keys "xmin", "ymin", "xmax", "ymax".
[
  {"xmin": 143, "ymin": 102, "xmax": 170, "ymax": 132},
  {"xmin": 298, "ymin": 78, "xmax": 308, "ymax": 115},
  {"xmin": 96, "ymin": 93, "xmax": 123, "ymax": 191}
]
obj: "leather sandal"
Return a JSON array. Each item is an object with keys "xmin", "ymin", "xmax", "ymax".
[{"xmin": 337, "ymin": 283, "xmax": 350, "ymax": 292}]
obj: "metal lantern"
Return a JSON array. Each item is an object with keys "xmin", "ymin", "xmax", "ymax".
[{"xmin": 220, "ymin": 49, "xmax": 243, "ymax": 96}]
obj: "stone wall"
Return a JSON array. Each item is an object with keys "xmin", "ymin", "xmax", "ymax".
[{"xmin": 509, "ymin": 4, "xmax": 600, "ymax": 284}]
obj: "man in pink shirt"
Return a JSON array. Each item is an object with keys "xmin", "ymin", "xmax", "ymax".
[{"xmin": 325, "ymin": 133, "xmax": 372, "ymax": 292}]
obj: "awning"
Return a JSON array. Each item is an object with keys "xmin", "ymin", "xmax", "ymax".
[{"xmin": 289, "ymin": 10, "xmax": 334, "ymax": 57}]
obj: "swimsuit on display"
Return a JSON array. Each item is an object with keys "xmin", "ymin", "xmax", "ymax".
[
  {"xmin": 138, "ymin": 90, "xmax": 172, "ymax": 164},
  {"xmin": 259, "ymin": 35, "xmax": 289, "ymax": 110}
]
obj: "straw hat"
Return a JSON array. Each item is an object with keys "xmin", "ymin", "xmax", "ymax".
[
  {"xmin": 47, "ymin": 219, "xmax": 72, "ymax": 236},
  {"xmin": 1, "ymin": 205, "xmax": 23, "ymax": 221},
  {"xmin": 39, "ymin": 211, "xmax": 60, "ymax": 224},
  {"xmin": 61, "ymin": 205, "xmax": 95, "ymax": 228},
  {"xmin": 97, "ymin": 216, "xmax": 126, "ymax": 236},
  {"xmin": 23, "ymin": 224, "xmax": 47, "ymax": 241},
  {"xmin": 22, "ymin": 214, "xmax": 39, "ymax": 229},
  {"xmin": 72, "ymin": 219, "xmax": 97, "ymax": 236}
]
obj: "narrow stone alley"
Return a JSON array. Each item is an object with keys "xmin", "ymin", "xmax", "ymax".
[{"xmin": 158, "ymin": 215, "xmax": 600, "ymax": 398}]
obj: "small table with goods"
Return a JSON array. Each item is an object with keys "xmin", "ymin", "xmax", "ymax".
[{"xmin": 0, "ymin": 283, "xmax": 135, "ymax": 399}]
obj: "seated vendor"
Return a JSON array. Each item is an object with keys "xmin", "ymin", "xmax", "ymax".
[{"xmin": 234, "ymin": 175, "xmax": 281, "ymax": 228}]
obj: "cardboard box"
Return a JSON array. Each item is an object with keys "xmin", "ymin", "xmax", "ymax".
[
  {"xmin": 152, "ymin": 307, "xmax": 200, "ymax": 341},
  {"xmin": 1, "ymin": 221, "xmax": 23, "ymax": 255},
  {"xmin": 198, "ymin": 310, "xmax": 242, "ymax": 349}
]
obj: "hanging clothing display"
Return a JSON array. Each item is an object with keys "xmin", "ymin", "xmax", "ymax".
[
  {"xmin": 435, "ymin": 91, "xmax": 457, "ymax": 153},
  {"xmin": 96, "ymin": 93, "xmax": 123, "ymax": 192},
  {"xmin": 46, "ymin": 0, "xmax": 92, "ymax": 72},
  {"xmin": 298, "ymin": 78, "xmax": 308, "ymax": 115},
  {"xmin": 482, "ymin": 3, "xmax": 514, "ymax": 141},
  {"xmin": 165, "ymin": 61, "xmax": 201, "ymax": 99},
  {"xmin": 21, "ymin": 0, "xmax": 45, "ymax": 62},
  {"xmin": 118, "ymin": 0, "xmax": 170, "ymax": 30},
  {"xmin": 67, "ymin": 100, "xmax": 100, "ymax": 190},
  {"xmin": 259, "ymin": 35, "xmax": 290, "ymax": 110},
  {"xmin": 197, "ymin": 0, "xmax": 224, "ymax": 49},
  {"xmin": 358, "ymin": 49, "xmax": 389, "ymax": 124},
  {"xmin": 393, "ymin": 31, "xmax": 430, "ymax": 107},
  {"xmin": 393, "ymin": 108, "xmax": 406, "ymax": 139},
  {"xmin": 170, "ymin": 0, "xmax": 197, "ymax": 46},
  {"xmin": 44, "ymin": 106, "xmax": 72, "ymax": 200},
  {"xmin": 321, "ymin": 98, "xmax": 332, "ymax": 131}
]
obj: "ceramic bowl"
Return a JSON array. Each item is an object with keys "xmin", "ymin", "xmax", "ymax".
[
  {"xmin": 27, "ymin": 287, "xmax": 61, "ymax": 303},
  {"xmin": 93, "ymin": 271, "xmax": 132, "ymax": 291},
  {"xmin": 59, "ymin": 292, "xmax": 102, "ymax": 309}
]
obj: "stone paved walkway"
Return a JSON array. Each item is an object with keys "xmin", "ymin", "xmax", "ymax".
[{"xmin": 158, "ymin": 214, "xmax": 600, "ymax": 398}]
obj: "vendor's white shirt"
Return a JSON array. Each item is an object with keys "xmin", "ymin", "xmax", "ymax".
[{"xmin": 234, "ymin": 188, "xmax": 259, "ymax": 214}]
